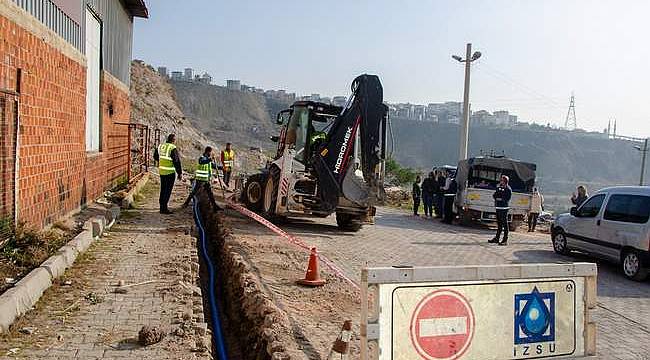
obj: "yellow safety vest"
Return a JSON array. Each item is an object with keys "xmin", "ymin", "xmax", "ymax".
[
  {"xmin": 158, "ymin": 143, "xmax": 177, "ymax": 175},
  {"xmin": 310, "ymin": 131, "xmax": 326, "ymax": 144},
  {"xmin": 194, "ymin": 160, "xmax": 212, "ymax": 182},
  {"xmin": 222, "ymin": 149, "xmax": 234, "ymax": 170}
]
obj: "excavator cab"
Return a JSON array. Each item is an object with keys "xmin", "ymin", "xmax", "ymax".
[
  {"xmin": 242, "ymin": 75, "xmax": 387, "ymax": 232},
  {"xmin": 275, "ymin": 102, "xmax": 340, "ymax": 164}
]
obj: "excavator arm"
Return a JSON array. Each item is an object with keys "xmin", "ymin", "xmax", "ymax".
[{"xmin": 312, "ymin": 74, "xmax": 387, "ymax": 212}]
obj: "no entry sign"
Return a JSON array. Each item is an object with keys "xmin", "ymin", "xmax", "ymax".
[
  {"xmin": 360, "ymin": 264, "xmax": 598, "ymax": 360},
  {"xmin": 410, "ymin": 289, "xmax": 475, "ymax": 360}
]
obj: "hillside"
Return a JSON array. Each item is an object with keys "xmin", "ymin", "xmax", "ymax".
[
  {"xmin": 391, "ymin": 120, "xmax": 642, "ymax": 194},
  {"xmin": 171, "ymin": 81, "xmax": 290, "ymax": 150},
  {"xmin": 129, "ymin": 61, "xmax": 267, "ymax": 173},
  {"xmin": 130, "ymin": 60, "xmax": 209, "ymax": 159}
]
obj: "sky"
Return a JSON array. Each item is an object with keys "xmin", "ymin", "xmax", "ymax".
[{"xmin": 133, "ymin": 0, "xmax": 650, "ymax": 138}]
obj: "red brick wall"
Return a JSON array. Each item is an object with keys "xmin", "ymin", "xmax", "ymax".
[
  {"xmin": 85, "ymin": 75, "xmax": 131, "ymax": 203},
  {"xmin": 0, "ymin": 14, "xmax": 130, "ymax": 228}
]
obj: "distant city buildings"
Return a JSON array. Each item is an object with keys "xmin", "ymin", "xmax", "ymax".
[
  {"xmin": 389, "ymin": 101, "xmax": 462, "ymax": 123},
  {"xmin": 199, "ymin": 73, "xmax": 212, "ymax": 84},
  {"xmin": 158, "ymin": 65, "xmax": 524, "ymax": 127},
  {"xmin": 184, "ymin": 68, "xmax": 193, "ymax": 81},
  {"xmin": 158, "ymin": 65, "xmax": 213, "ymax": 85},
  {"xmin": 388, "ymin": 100, "xmax": 518, "ymax": 128},
  {"xmin": 332, "ymin": 96, "xmax": 347, "ymax": 107},
  {"xmin": 226, "ymin": 79, "xmax": 241, "ymax": 91},
  {"xmin": 471, "ymin": 109, "xmax": 517, "ymax": 126}
]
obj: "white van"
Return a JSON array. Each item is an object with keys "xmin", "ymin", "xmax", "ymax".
[{"xmin": 551, "ymin": 186, "xmax": 650, "ymax": 281}]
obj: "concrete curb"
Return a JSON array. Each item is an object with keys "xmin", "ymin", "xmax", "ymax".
[
  {"xmin": 121, "ymin": 172, "xmax": 150, "ymax": 209},
  {"xmin": 0, "ymin": 204, "xmax": 121, "ymax": 333}
]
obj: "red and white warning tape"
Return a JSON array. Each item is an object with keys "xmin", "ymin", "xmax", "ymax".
[{"xmin": 226, "ymin": 198, "xmax": 360, "ymax": 291}]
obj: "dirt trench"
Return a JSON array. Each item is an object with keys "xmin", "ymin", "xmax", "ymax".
[{"xmin": 193, "ymin": 192, "xmax": 297, "ymax": 359}]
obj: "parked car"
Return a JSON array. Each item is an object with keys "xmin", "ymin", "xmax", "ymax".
[{"xmin": 550, "ymin": 186, "xmax": 650, "ymax": 281}]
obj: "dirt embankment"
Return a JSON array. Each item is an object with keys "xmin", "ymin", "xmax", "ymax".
[
  {"xmin": 171, "ymin": 81, "xmax": 289, "ymax": 152},
  {"xmin": 130, "ymin": 60, "xmax": 211, "ymax": 160},
  {"xmin": 196, "ymin": 191, "xmax": 360, "ymax": 359},
  {"xmin": 130, "ymin": 60, "xmax": 269, "ymax": 174}
]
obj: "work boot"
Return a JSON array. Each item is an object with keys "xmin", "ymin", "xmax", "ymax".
[
  {"xmin": 498, "ymin": 238, "xmax": 508, "ymax": 246},
  {"xmin": 488, "ymin": 237, "xmax": 499, "ymax": 244},
  {"xmin": 160, "ymin": 208, "xmax": 173, "ymax": 214}
]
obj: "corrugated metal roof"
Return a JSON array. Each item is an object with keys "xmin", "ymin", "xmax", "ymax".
[{"xmin": 122, "ymin": 0, "xmax": 148, "ymax": 18}]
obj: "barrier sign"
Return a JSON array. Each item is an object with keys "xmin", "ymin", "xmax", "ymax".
[{"xmin": 360, "ymin": 263, "xmax": 597, "ymax": 360}]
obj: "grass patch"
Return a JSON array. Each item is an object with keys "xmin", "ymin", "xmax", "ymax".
[{"xmin": 0, "ymin": 222, "xmax": 78, "ymax": 294}]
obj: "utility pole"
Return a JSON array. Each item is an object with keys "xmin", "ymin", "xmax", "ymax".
[
  {"xmin": 636, "ymin": 138, "xmax": 648, "ymax": 186},
  {"xmin": 453, "ymin": 43, "xmax": 481, "ymax": 162}
]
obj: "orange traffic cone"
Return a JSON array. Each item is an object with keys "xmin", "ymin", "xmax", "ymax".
[{"xmin": 297, "ymin": 247, "xmax": 326, "ymax": 286}]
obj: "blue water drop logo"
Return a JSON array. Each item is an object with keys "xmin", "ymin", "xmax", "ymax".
[
  {"xmin": 514, "ymin": 286, "xmax": 556, "ymax": 344},
  {"xmin": 522, "ymin": 289, "xmax": 551, "ymax": 335}
]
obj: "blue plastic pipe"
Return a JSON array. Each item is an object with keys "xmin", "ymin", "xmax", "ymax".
[{"xmin": 192, "ymin": 196, "xmax": 229, "ymax": 360}]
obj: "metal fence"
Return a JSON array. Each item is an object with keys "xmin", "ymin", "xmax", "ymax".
[
  {"xmin": 127, "ymin": 123, "xmax": 151, "ymax": 183},
  {"xmin": 0, "ymin": 94, "xmax": 18, "ymax": 248},
  {"xmin": 114, "ymin": 123, "xmax": 152, "ymax": 184}
]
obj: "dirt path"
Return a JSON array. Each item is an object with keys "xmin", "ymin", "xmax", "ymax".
[
  {"xmin": 225, "ymin": 212, "xmax": 361, "ymax": 359},
  {"xmin": 0, "ymin": 180, "xmax": 210, "ymax": 359}
]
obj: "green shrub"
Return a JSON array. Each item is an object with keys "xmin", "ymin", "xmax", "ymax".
[{"xmin": 386, "ymin": 158, "xmax": 419, "ymax": 186}]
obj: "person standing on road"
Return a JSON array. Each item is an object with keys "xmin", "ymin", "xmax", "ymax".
[
  {"xmin": 182, "ymin": 146, "xmax": 222, "ymax": 211},
  {"xmin": 436, "ymin": 170, "xmax": 447, "ymax": 218},
  {"xmin": 571, "ymin": 185, "xmax": 588, "ymax": 207},
  {"xmin": 154, "ymin": 134, "xmax": 182, "ymax": 214},
  {"xmin": 489, "ymin": 175, "xmax": 512, "ymax": 245},
  {"xmin": 421, "ymin": 172, "xmax": 435, "ymax": 217},
  {"xmin": 432, "ymin": 170, "xmax": 442, "ymax": 217},
  {"xmin": 528, "ymin": 187, "xmax": 544, "ymax": 232},
  {"xmin": 221, "ymin": 142, "xmax": 235, "ymax": 188},
  {"xmin": 442, "ymin": 174, "xmax": 457, "ymax": 224},
  {"xmin": 412, "ymin": 176, "xmax": 422, "ymax": 216}
]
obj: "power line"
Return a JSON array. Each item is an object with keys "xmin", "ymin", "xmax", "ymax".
[{"xmin": 473, "ymin": 61, "xmax": 565, "ymax": 112}]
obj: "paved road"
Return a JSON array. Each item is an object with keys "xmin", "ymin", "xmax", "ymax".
[{"xmin": 279, "ymin": 207, "xmax": 650, "ymax": 360}]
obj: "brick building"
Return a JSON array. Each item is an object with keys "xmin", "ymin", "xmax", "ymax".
[{"xmin": 0, "ymin": 0, "xmax": 148, "ymax": 231}]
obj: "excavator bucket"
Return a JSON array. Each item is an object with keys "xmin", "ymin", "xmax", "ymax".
[{"xmin": 312, "ymin": 74, "xmax": 386, "ymax": 211}]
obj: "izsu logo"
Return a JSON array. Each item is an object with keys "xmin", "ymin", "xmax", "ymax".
[
  {"xmin": 334, "ymin": 127, "xmax": 353, "ymax": 174},
  {"xmin": 513, "ymin": 287, "xmax": 556, "ymax": 357}
]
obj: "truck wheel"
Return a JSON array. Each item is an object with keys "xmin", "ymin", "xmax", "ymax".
[
  {"xmin": 262, "ymin": 166, "xmax": 280, "ymax": 220},
  {"xmin": 336, "ymin": 213, "xmax": 362, "ymax": 232},
  {"xmin": 243, "ymin": 174, "xmax": 265, "ymax": 212},
  {"xmin": 622, "ymin": 250, "xmax": 649, "ymax": 281}
]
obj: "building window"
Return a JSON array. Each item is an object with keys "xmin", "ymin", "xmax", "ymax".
[{"xmin": 85, "ymin": 8, "xmax": 101, "ymax": 152}]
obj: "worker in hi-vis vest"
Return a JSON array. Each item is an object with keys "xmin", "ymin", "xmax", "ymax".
[
  {"xmin": 220, "ymin": 142, "xmax": 235, "ymax": 188},
  {"xmin": 182, "ymin": 146, "xmax": 222, "ymax": 211},
  {"xmin": 153, "ymin": 134, "xmax": 182, "ymax": 214}
]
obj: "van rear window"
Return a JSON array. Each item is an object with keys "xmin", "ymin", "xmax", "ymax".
[{"xmin": 604, "ymin": 194, "xmax": 650, "ymax": 224}]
